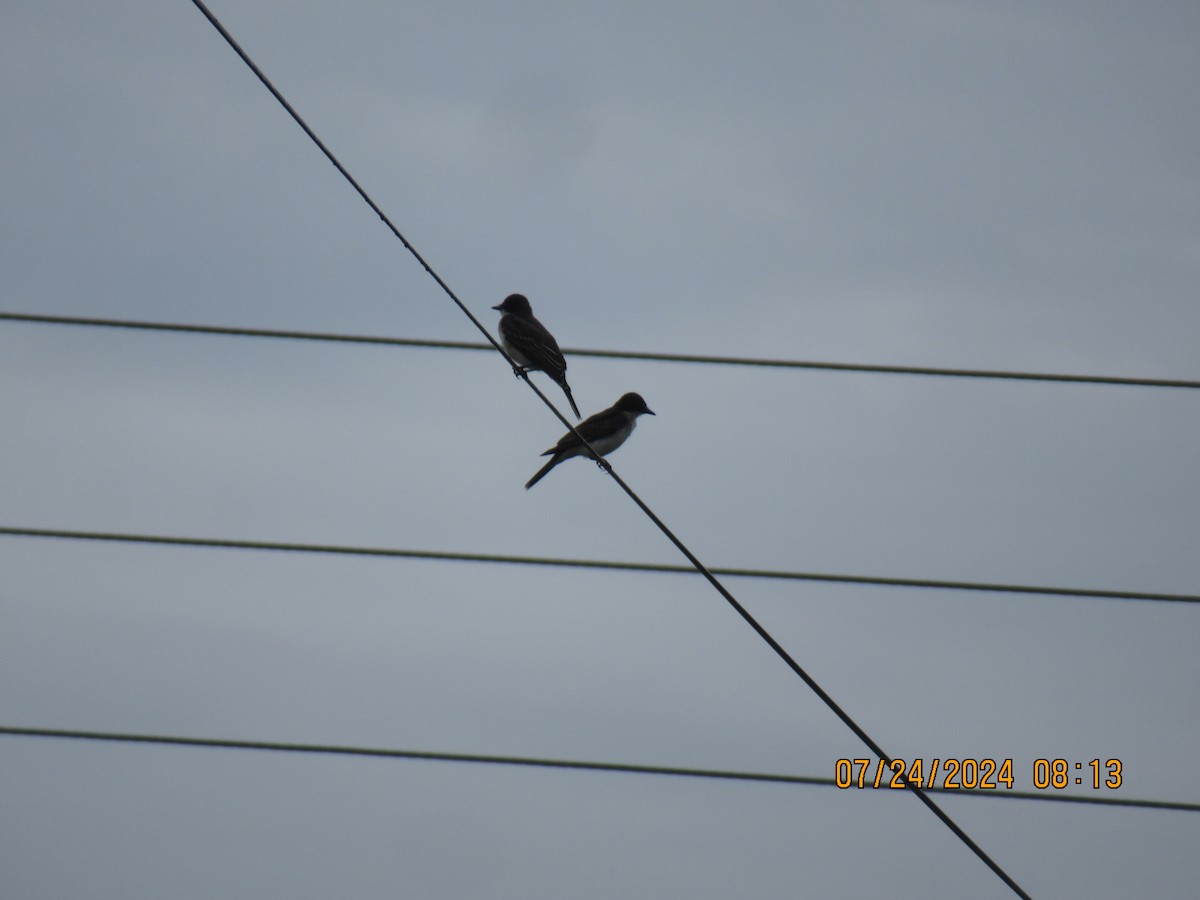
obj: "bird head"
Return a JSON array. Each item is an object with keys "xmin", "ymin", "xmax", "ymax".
[
  {"xmin": 615, "ymin": 392, "xmax": 655, "ymax": 416},
  {"xmin": 492, "ymin": 294, "xmax": 532, "ymax": 315}
]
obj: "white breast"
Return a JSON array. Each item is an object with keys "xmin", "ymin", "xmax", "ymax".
[{"xmin": 589, "ymin": 418, "xmax": 634, "ymax": 456}]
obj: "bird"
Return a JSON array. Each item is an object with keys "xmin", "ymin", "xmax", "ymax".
[
  {"xmin": 525, "ymin": 392, "xmax": 655, "ymax": 489},
  {"xmin": 492, "ymin": 293, "xmax": 581, "ymax": 419}
]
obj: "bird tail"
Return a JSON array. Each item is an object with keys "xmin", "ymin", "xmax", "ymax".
[
  {"xmin": 525, "ymin": 454, "xmax": 562, "ymax": 490},
  {"xmin": 560, "ymin": 382, "xmax": 581, "ymax": 419}
]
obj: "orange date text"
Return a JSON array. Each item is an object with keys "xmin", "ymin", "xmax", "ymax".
[{"xmin": 834, "ymin": 757, "xmax": 1015, "ymax": 790}]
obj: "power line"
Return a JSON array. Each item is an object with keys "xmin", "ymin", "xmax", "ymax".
[
  {"xmin": 2, "ymin": 526, "xmax": 1195, "ymax": 605},
  {"xmin": 3, "ymin": 310, "xmax": 1197, "ymax": 390},
  {"xmin": 0, "ymin": 311, "xmax": 486, "ymax": 352},
  {"xmin": 3, "ymin": 725, "xmax": 1194, "ymax": 814},
  {"xmin": 188, "ymin": 4, "xmax": 1030, "ymax": 894}
]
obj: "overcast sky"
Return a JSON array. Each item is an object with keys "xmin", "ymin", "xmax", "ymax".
[{"xmin": 2, "ymin": 1, "xmax": 1198, "ymax": 897}]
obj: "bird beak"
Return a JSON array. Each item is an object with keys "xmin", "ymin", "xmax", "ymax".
[
  {"xmin": 646, "ymin": 409, "xmax": 656, "ymax": 415},
  {"xmin": 491, "ymin": 304, "xmax": 502, "ymax": 311}
]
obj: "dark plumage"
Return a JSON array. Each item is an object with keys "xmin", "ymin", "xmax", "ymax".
[
  {"xmin": 525, "ymin": 392, "xmax": 655, "ymax": 489},
  {"xmin": 492, "ymin": 293, "xmax": 581, "ymax": 419}
]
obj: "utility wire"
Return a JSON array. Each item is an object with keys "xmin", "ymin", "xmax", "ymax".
[
  {"xmin": 3, "ymin": 725, "xmax": 1195, "ymax": 814},
  {"xmin": 2, "ymin": 526, "xmax": 1195, "ymax": 605},
  {"xmin": 188, "ymin": 3, "xmax": 1030, "ymax": 894},
  {"xmin": 4, "ymin": 311, "xmax": 1197, "ymax": 390}
]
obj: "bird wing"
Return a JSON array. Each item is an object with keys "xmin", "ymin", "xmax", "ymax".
[
  {"xmin": 501, "ymin": 315, "xmax": 567, "ymax": 378},
  {"xmin": 543, "ymin": 406, "xmax": 626, "ymax": 456}
]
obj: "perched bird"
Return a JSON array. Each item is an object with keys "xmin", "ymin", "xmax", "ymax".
[
  {"xmin": 525, "ymin": 392, "xmax": 655, "ymax": 489},
  {"xmin": 492, "ymin": 293, "xmax": 581, "ymax": 419}
]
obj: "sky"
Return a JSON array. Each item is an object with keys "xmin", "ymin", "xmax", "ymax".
[{"xmin": 1, "ymin": 0, "xmax": 1198, "ymax": 897}]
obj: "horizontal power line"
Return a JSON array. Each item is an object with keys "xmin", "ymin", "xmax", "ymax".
[
  {"xmin": 2, "ymin": 725, "xmax": 1193, "ymax": 814},
  {"xmin": 2, "ymin": 526, "xmax": 1195, "ymax": 604},
  {"xmin": 3, "ymin": 311, "xmax": 1197, "ymax": 389}
]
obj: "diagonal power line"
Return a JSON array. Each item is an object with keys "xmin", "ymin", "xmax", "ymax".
[
  {"xmin": 1, "ymin": 526, "xmax": 1195, "ymax": 605},
  {"xmin": 184, "ymin": 2, "xmax": 1031, "ymax": 894},
  {"xmin": 3, "ymin": 725, "xmax": 1195, "ymax": 814},
  {"xmin": 3, "ymin": 310, "xmax": 1197, "ymax": 389}
]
